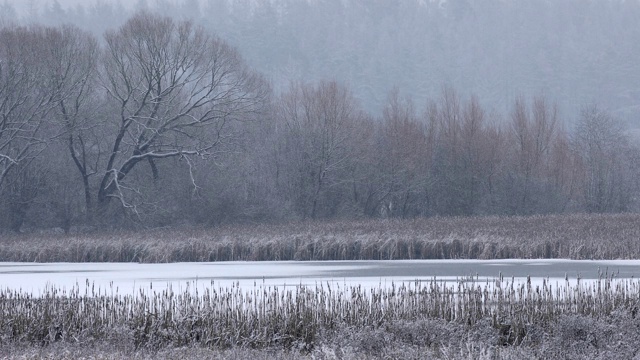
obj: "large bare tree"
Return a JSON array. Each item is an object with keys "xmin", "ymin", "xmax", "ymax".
[{"xmin": 95, "ymin": 12, "xmax": 267, "ymax": 213}]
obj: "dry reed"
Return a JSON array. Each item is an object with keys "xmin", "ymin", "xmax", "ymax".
[
  {"xmin": 1, "ymin": 213, "xmax": 639, "ymax": 262},
  {"xmin": 1, "ymin": 275, "xmax": 639, "ymax": 351}
]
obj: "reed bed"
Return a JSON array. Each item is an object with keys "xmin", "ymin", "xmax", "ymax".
[
  {"xmin": 2, "ymin": 276, "xmax": 640, "ymax": 354},
  {"xmin": 2, "ymin": 213, "xmax": 640, "ymax": 262}
]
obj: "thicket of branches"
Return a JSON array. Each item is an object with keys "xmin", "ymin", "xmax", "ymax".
[{"xmin": 1, "ymin": 11, "xmax": 639, "ymax": 233}]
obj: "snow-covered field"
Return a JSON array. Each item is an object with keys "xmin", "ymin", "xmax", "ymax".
[{"xmin": 2, "ymin": 259, "xmax": 639, "ymax": 296}]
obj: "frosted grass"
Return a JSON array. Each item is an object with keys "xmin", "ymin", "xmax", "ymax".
[{"xmin": 2, "ymin": 272, "xmax": 640, "ymax": 351}]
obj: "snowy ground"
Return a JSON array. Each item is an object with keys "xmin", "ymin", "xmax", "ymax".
[{"xmin": 1, "ymin": 259, "xmax": 639, "ymax": 296}]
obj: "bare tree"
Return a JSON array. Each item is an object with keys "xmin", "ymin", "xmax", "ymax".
[
  {"xmin": 572, "ymin": 105, "xmax": 630, "ymax": 212},
  {"xmin": 547, "ymin": 127, "xmax": 579, "ymax": 212},
  {"xmin": 507, "ymin": 95, "xmax": 558, "ymax": 213},
  {"xmin": 376, "ymin": 89, "xmax": 430, "ymax": 218},
  {"xmin": 95, "ymin": 12, "xmax": 267, "ymax": 214},
  {"xmin": 0, "ymin": 26, "xmax": 64, "ymax": 188},
  {"xmin": 0, "ymin": 25, "xmax": 105, "ymax": 231},
  {"xmin": 478, "ymin": 116, "xmax": 506, "ymax": 212},
  {"xmin": 457, "ymin": 95, "xmax": 487, "ymax": 214},
  {"xmin": 42, "ymin": 25, "xmax": 101, "ymax": 218},
  {"xmin": 430, "ymin": 88, "xmax": 503, "ymax": 215},
  {"xmin": 277, "ymin": 80, "xmax": 368, "ymax": 219},
  {"xmin": 431, "ymin": 86, "xmax": 466, "ymax": 215}
]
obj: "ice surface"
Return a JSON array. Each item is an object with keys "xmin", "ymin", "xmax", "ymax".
[{"xmin": 1, "ymin": 259, "xmax": 639, "ymax": 296}]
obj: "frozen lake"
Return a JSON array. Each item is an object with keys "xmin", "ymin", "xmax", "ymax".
[{"xmin": 1, "ymin": 259, "xmax": 640, "ymax": 295}]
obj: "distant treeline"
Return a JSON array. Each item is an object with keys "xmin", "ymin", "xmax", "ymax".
[{"xmin": 0, "ymin": 11, "xmax": 639, "ymax": 232}]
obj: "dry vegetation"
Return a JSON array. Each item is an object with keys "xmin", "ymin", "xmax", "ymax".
[
  {"xmin": 2, "ymin": 213, "xmax": 640, "ymax": 262},
  {"xmin": 2, "ymin": 276, "xmax": 640, "ymax": 359},
  {"xmin": 3, "ymin": 214, "xmax": 638, "ymax": 358}
]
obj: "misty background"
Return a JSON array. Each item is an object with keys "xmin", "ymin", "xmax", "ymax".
[
  {"xmin": 2, "ymin": 0, "xmax": 639, "ymax": 124},
  {"xmin": 1, "ymin": 0, "xmax": 639, "ymax": 233}
]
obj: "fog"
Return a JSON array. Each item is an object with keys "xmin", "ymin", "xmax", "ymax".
[{"xmin": 2, "ymin": 0, "xmax": 639, "ymax": 125}]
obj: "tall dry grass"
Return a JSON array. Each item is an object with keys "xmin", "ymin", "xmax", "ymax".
[
  {"xmin": 1, "ymin": 213, "xmax": 639, "ymax": 262},
  {"xmin": 1, "ymin": 276, "xmax": 640, "ymax": 356}
]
